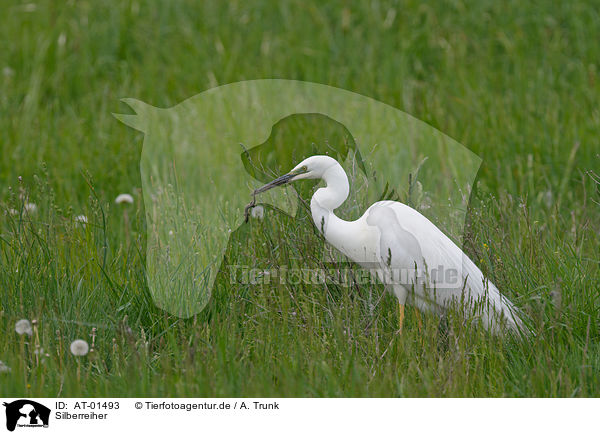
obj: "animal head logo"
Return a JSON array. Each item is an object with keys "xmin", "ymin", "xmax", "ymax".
[
  {"xmin": 115, "ymin": 79, "xmax": 481, "ymax": 318},
  {"xmin": 3, "ymin": 400, "xmax": 50, "ymax": 431}
]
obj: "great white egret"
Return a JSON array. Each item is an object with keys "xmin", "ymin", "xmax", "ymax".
[{"xmin": 247, "ymin": 155, "xmax": 524, "ymax": 335}]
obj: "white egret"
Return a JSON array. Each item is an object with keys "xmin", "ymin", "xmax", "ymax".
[{"xmin": 248, "ymin": 155, "xmax": 524, "ymax": 335}]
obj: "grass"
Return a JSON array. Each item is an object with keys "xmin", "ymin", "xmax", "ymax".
[{"xmin": 1, "ymin": 0, "xmax": 599, "ymax": 397}]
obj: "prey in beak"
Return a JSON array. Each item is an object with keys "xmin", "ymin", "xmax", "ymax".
[
  {"xmin": 254, "ymin": 172, "xmax": 297, "ymax": 193},
  {"xmin": 244, "ymin": 172, "xmax": 297, "ymax": 222}
]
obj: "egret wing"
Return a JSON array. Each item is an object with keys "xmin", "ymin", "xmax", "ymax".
[{"xmin": 368, "ymin": 201, "xmax": 524, "ymax": 331}]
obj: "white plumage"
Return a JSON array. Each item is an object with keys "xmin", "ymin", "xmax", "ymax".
[{"xmin": 254, "ymin": 155, "xmax": 524, "ymax": 335}]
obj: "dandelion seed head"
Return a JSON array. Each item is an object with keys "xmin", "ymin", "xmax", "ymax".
[
  {"xmin": 24, "ymin": 203, "xmax": 37, "ymax": 213},
  {"xmin": 21, "ymin": 3, "xmax": 37, "ymax": 12},
  {"xmin": 115, "ymin": 193, "xmax": 134, "ymax": 205},
  {"xmin": 543, "ymin": 190, "xmax": 553, "ymax": 208},
  {"xmin": 15, "ymin": 319, "xmax": 33, "ymax": 336},
  {"xmin": 250, "ymin": 205, "xmax": 264, "ymax": 219},
  {"xmin": 3, "ymin": 67, "xmax": 15, "ymax": 78},
  {"xmin": 70, "ymin": 339, "xmax": 89, "ymax": 356},
  {"xmin": 551, "ymin": 285, "xmax": 562, "ymax": 310}
]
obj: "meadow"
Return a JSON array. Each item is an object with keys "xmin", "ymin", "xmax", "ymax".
[{"xmin": 1, "ymin": 0, "xmax": 599, "ymax": 397}]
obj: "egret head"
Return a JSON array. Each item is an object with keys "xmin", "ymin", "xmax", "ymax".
[{"xmin": 254, "ymin": 155, "xmax": 339, "ymax": 194}]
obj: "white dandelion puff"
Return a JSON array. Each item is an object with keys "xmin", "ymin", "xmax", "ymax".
[
  {"xmin": 24, "ymin": 203, "xmax": 37, "ymax": 213},
  {"xmin": 543, "ymin": 190, "xmax": 553, "ymax": 209},
  {"xmin": 0, "ymin": 361, "xmax": 10, "ymax": 373},
  {"xmin": 250, "ymin": 205, "xmax": 264, "ymax": 219},
  {"xmin": 383, "ymin": 8, "xmax": 396, "ymax": 29},
  {"xmin": 74, "ymin": 215, "xmax": 88, "ymax": 225},
  {"xmin": 15, "ymin": 319, "xmax": 33, "ymax": 336},
  {"xmin": 3, "ymin": 67, "xmax": 15, "ymax": 78},
  {"xmin": 70, "ymin": 339, "xmax": 89, "ymax": 356},
  {"xmin": 115, "ymin": 193, "xmax": 134, "ymax": 205},
  {"xmin": 21, "ymin": 3, "xmax": 37, "ymax": 12}
]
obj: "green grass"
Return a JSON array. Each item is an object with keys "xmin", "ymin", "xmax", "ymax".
[{"xmin": 1, "ymin": 0, "xmax": 599, "ymax": 397}]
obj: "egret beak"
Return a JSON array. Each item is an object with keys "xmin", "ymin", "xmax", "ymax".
[
  {"xmin": 244, "ymin": 172, "xmax": 298, "ymax": 223},
  {"xmin": 254, "ymin": 172, "xmax": 296, "ymax": 194}
]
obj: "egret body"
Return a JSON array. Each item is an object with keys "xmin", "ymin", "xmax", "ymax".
[{"xmin": 252, "ymin": 155, "xmax": 523, "ymax": 334}]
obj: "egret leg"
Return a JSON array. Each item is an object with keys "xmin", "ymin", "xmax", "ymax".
[{"xmin": 397, "ymin": 304, "xmax": 405, "ymax": 335}]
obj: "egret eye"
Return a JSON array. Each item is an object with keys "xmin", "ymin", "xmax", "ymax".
[{"xmin": 301, "ymin": 165, "xmax": 308, "ymax": 172}]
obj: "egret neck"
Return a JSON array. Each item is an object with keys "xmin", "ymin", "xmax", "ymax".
[{"xmin": 310, "ymin": 164, "xmax": 350, "ymax": 239}]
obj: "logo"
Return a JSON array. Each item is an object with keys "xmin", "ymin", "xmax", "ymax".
[{"xmin": 3, "ymin": 400, "xmax": 50, "ymax": 432}]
